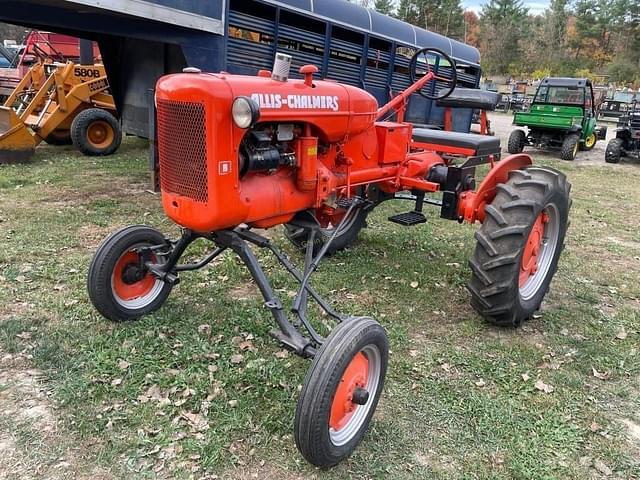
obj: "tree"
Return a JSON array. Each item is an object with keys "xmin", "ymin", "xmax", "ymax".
[
  {"xmin": 374, "ymin": 0, "xmax": 395, "ymax": 15},
  {"xmin": 463, "ymin": 10, "xmax": 480, "ymax": 47},
  {"xmin": 397, "ymin": 0, "xmax": 465, "ymax": 40},
  {"xmin": 479, "ymin": 0, "xmax": 529, "ymax": 75}
]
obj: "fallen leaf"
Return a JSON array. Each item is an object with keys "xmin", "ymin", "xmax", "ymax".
[
  {"xmin": 534, "ymin": 379, "xmax": 554, "ymax": 393},
  {"xmin": 117, "ymin": 359, "xmax": 130, "ymax": 370},
  {"xmin": 615, "ymin": 329, "xmax": 628, "ymax": 340},
  {"xmin": 230, "ymin": 354, "xmax": 244, "ymax": 364},
  {"xmin": 111, "ymin": 378, "xmax": 123, "ymax": 386},
  {"xmin": 180, "ymin": 411, "xmax": 209, "ymax": 431},
  {"xmin": 238, "ymin": 340, "xmax": 256, "ymax": 352},
  {"xmin": 593, "ymin": 459, "xmax": 612, "ymax": 476},
  {"xmin": 590, "ymin": 421, "xmax": 601, "ymax": 432},
  {"xmin": 560, "ymin": 328, "xmax": 569, "ymax": 336},
  {"xmin": 228, "ymin": 399, "xmax": 238, "ymax": 407},
  {"xmin": 475, "ymin": 379, "xmax": 486, "ymax": 387},
  {"xmin": 592, "ymin": 367, "xmax": 610, "ymax": 381},
  {"xmin": 274, "ymin": 350, "xmax": 289, "ymax": 359},
  {"xmin": 521, "ymin": 373, "xmax": 530, "ymax": 382},
  {"xmin": 410, "ymin": 281, "xmax": 419, "ymax": 289}
]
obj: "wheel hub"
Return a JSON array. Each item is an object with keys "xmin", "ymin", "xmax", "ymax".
[
  {"xmin": 112, "ymin": 250, "xmax": 156, "ymax": 301},
  {"xmin": 520, "ymin": 211, "xmax": 548, "ymax": 287},
  {"xmin": 330, "ymin": 352, "xmax": 369, "ymax": 431}
]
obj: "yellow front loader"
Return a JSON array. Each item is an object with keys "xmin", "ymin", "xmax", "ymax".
[{"xmin": 0, "ymin": 61, "xmax": 121, "ymax": 163}]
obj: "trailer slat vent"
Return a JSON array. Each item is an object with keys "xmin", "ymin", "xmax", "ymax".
[{"xmin": 157, "ymin": 100, "xmax": 208, "ymax": 203}]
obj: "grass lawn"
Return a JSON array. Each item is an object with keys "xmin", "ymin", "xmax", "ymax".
[{"xmin": 0, "ymin": 138, "xmax": 639, "ymax": 479}]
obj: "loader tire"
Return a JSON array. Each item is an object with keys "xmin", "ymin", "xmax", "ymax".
[
  {"xmin": 71, "ymin": 108, "xmax": 122, "ymax": 156},
  {"xmin": 468, "ymin": 167, "xmax": 571, "ymax": 327},
  {"xmin": 45, "ymin": 129, "xmax": 72, "ymax": 145}
]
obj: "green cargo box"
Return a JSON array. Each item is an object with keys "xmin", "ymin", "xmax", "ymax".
[{"xmin": 514, "ymin": 104, "xmax": 584, "ymax": 130}]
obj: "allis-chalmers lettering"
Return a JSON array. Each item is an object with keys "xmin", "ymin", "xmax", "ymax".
[{"xmin": 251, "ymin": 93, "xmax": 340, "ymax": 111}]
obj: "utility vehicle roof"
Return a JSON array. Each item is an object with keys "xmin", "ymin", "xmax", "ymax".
[{"xmin": 541, "ymin": 77, "xmax": 591, "ymax": 88}]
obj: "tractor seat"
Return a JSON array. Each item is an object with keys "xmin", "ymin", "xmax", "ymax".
[
  {"xmin": 436, "ymin": 88, "xmax": 500, "ymax": 111},
  {"xmin": 412, "ymin": 128, "xmax": 501, "ymax": 157}
]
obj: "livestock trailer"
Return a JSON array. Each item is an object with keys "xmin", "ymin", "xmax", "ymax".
[{"xmin": 0, "ymin": 0, "xmax": 482, "ymax": 139}]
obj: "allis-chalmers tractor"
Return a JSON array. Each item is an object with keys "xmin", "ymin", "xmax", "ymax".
[{"xmin": 87, "ymin": 50, "xmax": 571, "ymax": 467}]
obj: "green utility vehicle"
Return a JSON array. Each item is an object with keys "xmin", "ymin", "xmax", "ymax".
[{"xmin": 507, "ymin": 78, "xmax": 607, "ymax": 160}]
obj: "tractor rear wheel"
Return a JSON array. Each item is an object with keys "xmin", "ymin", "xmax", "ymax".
[
  {"xmin": 468, "ymin": 167, "xmax": 571, "ymax": 327},
  {"xmin": 507, "ymin": 129, "xmax": 526, "ymax": 154},
  {"xmin": 88, "ymin": 225, "xmax": 173, "ymax": 322},
  {"xmin": 294, "ymin": 316, "xmax": 388, "ymax": 467},
  {"xmin": 560, "ymin": 134, "xmax": 580, "ymax": 161},
  {"xmin": 71, "ymin": 108, "xmax": 122, "ymax": 156},
  {"xmin": 605, "ymin": 138, "xmax": 623, "ymax": 164},
  {"xmin": 284, "ymin": 202, "xmax": 368, "ymax": 255}
]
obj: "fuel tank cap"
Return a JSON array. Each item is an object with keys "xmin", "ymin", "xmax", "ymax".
[{"xmin": 183, "ymin": 67, "xmax": 202, "ymax": 74}]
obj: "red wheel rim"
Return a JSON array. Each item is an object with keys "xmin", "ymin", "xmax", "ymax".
[
  {"xmin": 317, "ymin": 205, "xmax": 347, "ymax": 229},
  {"xmin": 330, "ymin": 352, "xmax": 369, "ymax": 431},
  {"xmin": 112, "ymin": 251, "xmax": 155, "ymax": 301},
  {"xmin": 519, "ymin": 211, "xmax": 549, "ymax": 287}
]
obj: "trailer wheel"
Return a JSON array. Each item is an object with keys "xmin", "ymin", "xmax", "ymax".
[
  {"xmin": 560, "ymin": 134, "xmax": 580, "ymax": 161},
  {"xmin": 45, "ymin": 129, "xmax": 72, "ymax": 145},
  {"xmin": 295, "ymin": 316, "xmax": 388, "ymax": 467},
  {"xmin": 507, "ymin": 129, "xmax": 526, "ymax": 154},
  {"xmin": 71, "ymin": 108, "xmax": 122, "ymax": 156},
  {"xmin": 88, "ymin": 225, "xmax": 173, "ymax": 322},
  {"xmin": 605, "ymin": 138, "xmax": 623, "ymax": 164},
  {"xmin": 468, "ymin": 167, "xmax": 571, "ymax": 327},
  {"xmin": 284, "ymin": 203, "xmax": 368, "ymax": 255}
]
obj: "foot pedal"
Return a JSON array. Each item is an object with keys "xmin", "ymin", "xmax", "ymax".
[
  {"xmin": 388, "ymin": 211, "xmax": 427, "ymax": 226},
  {"xmin": 336, "ymin": 196, "xmax": 363, "ymax": 209}
]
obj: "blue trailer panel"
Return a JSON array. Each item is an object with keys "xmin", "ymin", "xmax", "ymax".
[{"xmin": 0, "ymin": 0, "xmax": 482, "ymax": 136}]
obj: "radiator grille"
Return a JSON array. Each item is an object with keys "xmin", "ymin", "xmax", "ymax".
[{"xmin": 157, "ymin": 99, "xmax": 208, "ymax": 203}]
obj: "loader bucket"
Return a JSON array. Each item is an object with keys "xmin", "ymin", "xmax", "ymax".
[{"xmin": 0, "ymin": 107, "xmax": 36, "ymax": 164}]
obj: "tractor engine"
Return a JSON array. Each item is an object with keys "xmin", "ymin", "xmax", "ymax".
[{"xmin": 155, "ymin": 63, "xmax": 380, "ymax": 233}]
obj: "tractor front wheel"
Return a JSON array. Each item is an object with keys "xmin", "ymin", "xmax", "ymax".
[
  {"xmin": 605, "ymin": 138, "xmax": 624, "ymax": 164},
  {"xmin": 507, "ymin": 129, "xmax": 526, "ymax": 154},
  {"xmin": 468, "ymin": 167, "xmax": 571, "ymax": 327},
  {"xmin": 71, "ymin": 108, "xmax": 122, "ymax": 156},
  {"xmin": 294, "ymin": 316, "xmax": 388, "ymax": 467},
  {"xmin": 88, "ymin": 225, "xmax": 173, "ymax": 322},
  {"xmin": 560, "ymin": 134, "xmax": 580, "ymax": 161}
]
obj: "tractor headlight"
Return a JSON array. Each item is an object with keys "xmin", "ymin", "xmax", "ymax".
[{"xmin": 232, "ymin": 97, "xmax": 260, "ymax": 129}]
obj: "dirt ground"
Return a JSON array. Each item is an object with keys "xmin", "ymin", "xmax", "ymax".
[{"xmin": 0, "ymin": 113, "xmax": 640, "ymax": 480}]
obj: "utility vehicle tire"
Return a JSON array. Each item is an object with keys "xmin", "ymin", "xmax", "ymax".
[
  {"xmin": 71, "ymin": 108, "xmax": 122, "ymax": 156},
  {"xmin": 605, "ymin": 138, "xmax": 623, "ymax": 164},
  {"xmin": 507, "ymin": 129, "xmax": 526, "ymax": 154},
  {"xmin": 88, "ymin": 225, "xmax": 173, "ymax": 322},
  {"xmin": 560, "ymin": 134, "xmax": 580, "ymax": 161},
  {"xmin": 580, "ymin": 132, "xmax": 597, "ymax": 151},
  {"xmin": 284, "ymin": 205, "xmax": 368, "ymax": 255},
  {"xmin": 295, "ymin": 316, "xmax": 388, "ymax": 468},
  {"xmin": 468, "ymin": 167, "xmax": 571, "ymax": 327},
  {"xmin": 45, "ymin": 129, "xmax": 72, "ymax": 145}
]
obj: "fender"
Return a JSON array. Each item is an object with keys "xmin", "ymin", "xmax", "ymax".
[{"xmin": 457, "ymin": 153, "xmax": 533, "ymax": 224}]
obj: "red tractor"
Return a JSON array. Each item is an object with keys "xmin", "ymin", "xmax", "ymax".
[{"xmin": 87, "ymin": 49, "xmax": 571, "ymax": 467}]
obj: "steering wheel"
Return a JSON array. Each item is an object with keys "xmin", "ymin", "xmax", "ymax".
[{"xmin": 409, "ymin": 47, "xmax": 457, "ymax": 101}]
